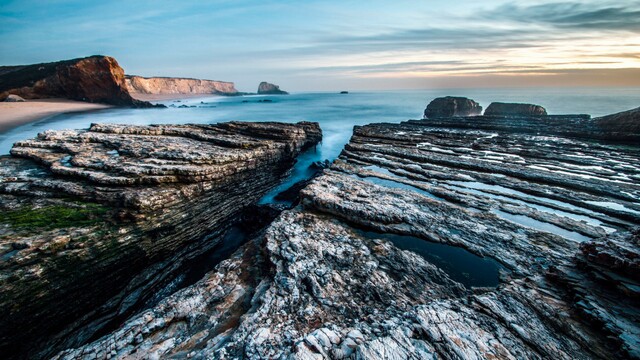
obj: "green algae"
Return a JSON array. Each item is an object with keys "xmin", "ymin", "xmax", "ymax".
[{"xmin": 0, "ymin": 203, "xmax": 109, "ymax": 230}]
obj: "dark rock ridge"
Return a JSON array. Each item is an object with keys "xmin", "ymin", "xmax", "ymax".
[
  {"xmin": 485, "ymin": 102, "xmax": 548, "ymax": 116},
  {"xmin": 56, "ymin": 111, "xmax": 640, "ymax": 358},
  {"xmin": 257, "ymin": 81, "xmax": 288, "ymax": 95},
  {"xmin": 0, "ymin": 121, "xmax": 321, "ymax": 359},
  {"xmin": 423, "ymin": 96, "xmax": 482, "ymax": 118},
  {"xmin": 0, "ymin": 56, "xmax": 155, "ymax": 107},
  {"xmin": 594, "ymin": 106, "xmax": 640, "ymax": 135}
]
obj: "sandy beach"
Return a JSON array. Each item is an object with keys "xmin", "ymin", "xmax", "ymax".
[{"xmin": 0, "ymin": 99, "xmax": 112, "ymax": 133}]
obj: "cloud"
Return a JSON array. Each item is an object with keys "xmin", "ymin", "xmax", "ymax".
[{"xmin": 493, "ymin": 1, "xmax": 640, "ymax": 31}]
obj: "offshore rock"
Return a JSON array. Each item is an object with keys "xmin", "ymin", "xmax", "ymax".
[
  {"xmin": 0, "ymin": 121, "xmax": 321, "ymax": 359},
  {"xmin": 0, "ymin": 56, "xmax": 155, "ymax": 107},
  {"xmin": 485, "ymin": 102, "xmax": 548, "ymax": 116},
  {"xmin": 59, "ymin": 113, "xmax": 640, "ymax": 359},
  {"xmin": 3, "ymin": 94, "xmax": 25, "ymax": 102},
  {"xmin": 423, "ymin": 96, "xmax": 482, "ymax": 118},
  {"xmin": 257, "ymin": 81, "xmax": 288, "ymax": 95},
  {"xmin": 125, "ymin": 76, "xmax": 239, "ymax": 96}
]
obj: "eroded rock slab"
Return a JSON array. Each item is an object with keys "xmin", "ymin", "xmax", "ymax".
[
  {"xmin": 0, "ymin": 121, "xmax": 321, "ymax": 359},
  {"xmin": 57, "ymin": 114, "xmax": 639, "ymax": 359}
]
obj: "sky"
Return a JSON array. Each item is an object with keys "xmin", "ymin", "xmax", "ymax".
[{"xmin": 1, "ymin": 0, "xmax": 639, "ymax": 92}]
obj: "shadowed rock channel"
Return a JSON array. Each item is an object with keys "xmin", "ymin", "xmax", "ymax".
[
  {"xmin": 54, "ymin": 112, "xmax": 640, "ymax": 359},
  {"xmin": 0, "ymin": 121, "xmax": 321, "ymax": 359}
]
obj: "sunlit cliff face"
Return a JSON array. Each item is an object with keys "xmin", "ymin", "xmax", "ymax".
[{"xmin": 1, "ymin": 0, "xmax": 639, "ymax": 90}]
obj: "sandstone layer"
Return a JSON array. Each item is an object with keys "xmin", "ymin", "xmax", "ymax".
[
  {"xmin": 125, "ymin": 76, "xmax": 238, "ymax": 97},
  {"xmin": 423, "ymin": 96, "xmax": 482, "ymax": 118},
  {"xmin": 257, "ymin": 82, "xmax": 288, "ymax": 95},
  {"xmin": 0, "ymin": 56, "xmax": 154, "ymax": 107},
  {"xmin": 0, "ymin": 121, "xmax": 321, "ymax": 359},
  {"xmin": 56, "ymin": 112, "xmax": 639, "ymax": 359}
]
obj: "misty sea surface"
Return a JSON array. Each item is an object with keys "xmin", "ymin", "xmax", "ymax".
[{"xmin": 1, "ymin": 87, "xmax": 639, "ymax": 202}]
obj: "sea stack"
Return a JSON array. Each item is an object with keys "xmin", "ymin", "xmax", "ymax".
[
  {"xmin": 257, "ymin": 81, "xmax": 288, "ymax": 95},
  {"xmin": 0, "ymin": 56, "xmax": 155, "ymax": 107},
  {"xmin": 485, "ymin": 102, "xmax": 547, "ymax": 116},
  {"xmin": 423, "ymin": 96, "xmax": 482, "ymax": 118}
]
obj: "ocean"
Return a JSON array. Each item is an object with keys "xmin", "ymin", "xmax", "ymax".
[{"xmin": 1, "ymin": 87, "xmax": 638, "ymax": 202}]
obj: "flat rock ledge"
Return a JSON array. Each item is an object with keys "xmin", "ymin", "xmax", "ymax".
[
  {"xmin": 57, "ymin": 115, "xmax": 639, "ymax": 359},
  {"xmin": 0, "ymin": 121, "xmax": 321, "ymax": 359}
]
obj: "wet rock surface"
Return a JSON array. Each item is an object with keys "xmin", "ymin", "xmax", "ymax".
[
  {"xmin": 0, "ymin": 121, "xmax": 321, "ymax": 359},
  {"xmin": 423, "ymin": 96, "xmax": 482, "ymax": 118},
  {"xmin": 57, "ymin": 114, "xmax": 640, "ymax": 359},
  {"xmin": 0, "ymin": 56, "xmax": 155, "ymax": 107},
  {"xmin": 485, "ymin": 102, "xmax": 547, "ymax": 116}
]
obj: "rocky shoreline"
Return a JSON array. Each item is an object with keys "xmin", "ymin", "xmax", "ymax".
[
  {"xmin": 1, "ymin": 96, "xmax": 639, "ymax": 359},
  {"xmin": 45, "ymin": 99, "xmax": 640, "ymax": 359},
  {"xmin": 0, "ymin": 121, "xmax": 321, "ymax": 359}
]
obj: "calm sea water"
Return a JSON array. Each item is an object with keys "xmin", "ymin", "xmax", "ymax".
[{"xmin": 1, "ymin": 87, "xmax": 638, "ymax": 201}]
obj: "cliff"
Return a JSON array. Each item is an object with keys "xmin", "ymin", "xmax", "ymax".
[
  {"xmin": 125, "ymin": 75, "xmax": 239, "ymax": 96},
  {"xmin": 0, "ymin": 121, "xmax": 321, "ymax": 359},
  {"xmin": 0, "ymin": 56, "xmax": 154, "ymax": 107},
  {"xmin": 55, "ymin": 109, "xmax": 640, "ymax": 358}
]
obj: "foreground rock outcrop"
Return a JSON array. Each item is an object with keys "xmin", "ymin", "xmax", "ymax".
[
  {"xmin": 57, "ymin": 110, "xmax": 640, "ymax": 359},
  {"xmin": 257, "ymin": 81, "xmax": 288, "ymax": 95},
  {"xmin": 0, "ymin": 121, "xmax": 321, "ymax": 359},
  {"xmin": 0, "ymin": 56, "xmax": 154, "ymax": 107},
  {"xmin": 125, "ymin": 76, "xmax": 239, "ymax": 96},
  {"xmin": 423, "ymin": 96, "xmax": 482, "ymax": 118},
  {"xmin": 485, "ymin": 102, "xmax": 548, "ymax": 116}
]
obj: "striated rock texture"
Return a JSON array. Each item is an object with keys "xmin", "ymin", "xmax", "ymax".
[
  {"xmin": 57, "ymin": 113, "xmax": 640, "ymax": 359},
  {"xmin": 0, "ymin": 121, "xmax": 321, "ymax": 359},
  {"xmin": 257, "ymin": 81, "xmax": 288, "ymax": 95},
  {"xmin": 485, "ymin": 102, "xmax": 548, "ymax": 116},
  {"xmin": 0, "ymin": 56, "xmax": 154, "ymax": 107},
  {"xmin": 125, "ymin": 76, "xmax": 238, "ymax": 96},
  {"xmin": 423, "ymin": 96, "xmax": 482, "ymax": 118},
  {"xmin": 595, "ymin": 106, "xmax": 640, "ymax": 135}
]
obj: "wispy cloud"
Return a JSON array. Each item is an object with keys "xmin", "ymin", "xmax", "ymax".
[{"xmin": 0, "ymin": 0, "xmax": 638, "ymax": 90}]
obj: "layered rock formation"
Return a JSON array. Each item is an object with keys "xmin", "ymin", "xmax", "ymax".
[
  {"xmin": 0, "ymin": 56, "xmax": 154, "ymax": 107},
  {"xmin": 257, "ymin": 81, "xmax": 288, "ymax": 95},
  {"xmin": 485, "ymin": 102, "xmax": 548, "ymax": 116},
  {"xmin": 125, "ymin": 76, "xmax": 238, "ymax": 96},
  {"xmin": 0, "ymin": 121, "xmax": 321, "ymax": 359},
  {"xmin": 423, "ymin": 96, "xmax": 482, "ymax": 118},
  {"xmin": 55, "ymin": 110, "xmax": 640, "ymax": 359}
]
